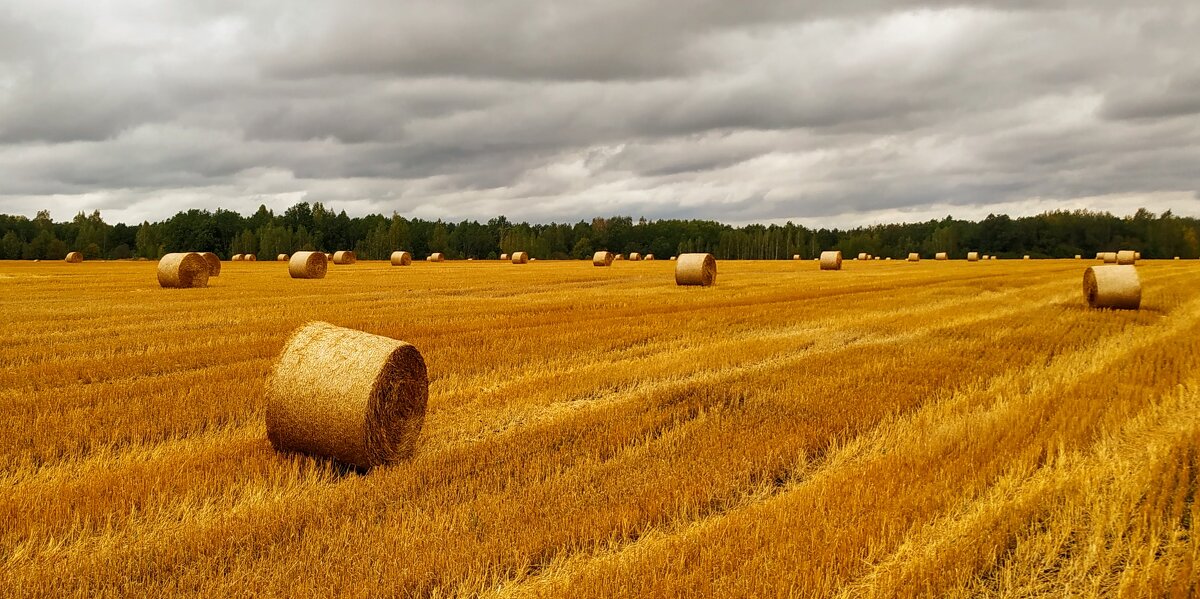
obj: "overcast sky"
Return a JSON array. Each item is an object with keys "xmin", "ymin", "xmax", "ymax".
[{"xmin": 1, "ymin": 1, "xmax": 1198, "ymax": 227}]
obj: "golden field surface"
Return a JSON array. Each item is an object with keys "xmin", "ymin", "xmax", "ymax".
[{"xmin": 1, "ymin": 258, "xmax": 1198, "ymax": 598}]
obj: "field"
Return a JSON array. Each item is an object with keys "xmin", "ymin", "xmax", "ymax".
[{"xmin": 1, "ymin": 258, "xmax": 1198, "ymax": 597}]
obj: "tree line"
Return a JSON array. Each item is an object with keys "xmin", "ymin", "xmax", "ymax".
[{"xmin": 1, "ymin": 203, "xmax": 1197, "ymax": 261}]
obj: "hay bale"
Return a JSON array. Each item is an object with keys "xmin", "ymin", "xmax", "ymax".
[
  {"xmin": 512, "ymin": 251, "xmax": 529, "ymax": 264},
  {"xmin": 907, "ymin": 253, "xmax": 920, "ymax": 262},
  {"xmin": 157, "ymin": 253, "xmax": 209, "ymax": 288},
  {"xmin": 500, "ymin": 253, "xmax": 509, "ymax": 261},
  {"xmin": 630, "ymin": 252, "xmax": 642, "ymax": 261},
  {"xmin": 819, "ymin": 250, "xmax": 842, "ymax": 271},
  {"xmin": 675, "ymin": 253, "xmax": 716, "ymax": 286},
  {"xmin": 1102, "ymin": 252, "xmax": 1118, "ymax": 264},
  {"xmin": 198, "ymin": 252, "xmax": 221, "ymax": 277},
  {"xmin": 65, "ymin": 251, "xmax": 83, "ymax": 263},
  {"xmin": 593, "ymin": 251, "xmax": 614, "ymax": 267},
  {"xmin": 265, "ymin": 322, "xmax": 428, "ymax": 469},
  {"xmin": 1117, "ymin": 250, "xmax": 1136, "ymax": 265},
  {"xmin": 333, "ymin": 251, "xmax": 356, "ymax": 265},
  {"xmin": 1135, "ymin": 252, "xmax": 1142, "ymax": 260},
  {"xmin": 245, "ymin": 254, "xmax": 257, "ymax": 262},
  {"xmin": 1075, "ymin": 255, "xmax": 1082, "ymax": 260},
  {"xmin": 967, "ymin": 252, "xmax": 979, "ymax": 261},
  {"xmin": 857, "ymin": 252, "xmax": 868, "ymax": 260},
  {"xmin": 670, "ymin": 256, "xmax": 677, "ymax": 261},
  {"xmin": 530, "ymin": 258, "xmax": 537, "ymax": 262},
  {"xmin": 428, "ymin": 253, "xmax": 445, "ymax": 262},
  {"xmin": 1095, "ymin": 253, "xmax": 1103, "ymax": 260},
  {"xmin": 792, "ymin": 254, "xmax": 801, "ymax": 260},
  {"xmin": 277, "ymin": 254, "xmax": 289, "ymax": 262},
  {"xmin": 288, "ymin": 251, "xmax": 328, "ymax": 279},
  {"xmin": 232, "ymin": 254, "xmax": 244, "ymax": 261},
  {"xmin": 1023, "ymin": 255, "xmax": 1031, "ymax": 260},
  {"xmin": 935, "ymin": 252, "xmax": 948, "ymax": 260},
  {"xmin": 614, "ymin": 254, "xmax": 624, "ymax": 261},
  {"xmin": 1083, "ymin": 265, "xmax": 1140, "ymax": 310},
  {"xmin": 645, "ymin": 254, "xmax": 655, "ymax": 261},
  {"xmin": 1175, "ymin": 257, "xmax": 1181, "ymax": 260},
  {"xmin": 390, "ymin": 251, "xmax": 413, "ymax": 266}
]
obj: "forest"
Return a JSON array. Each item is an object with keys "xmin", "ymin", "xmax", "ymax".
[{"xmin": 1, "ymin": 203, "xmax": 1197, "ymax": 261}]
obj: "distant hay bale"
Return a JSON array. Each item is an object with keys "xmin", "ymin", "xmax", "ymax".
[
  {"xmin": 645, "ymin": 254, "xmax": 655, "ymax": 261},
  {"xmin": 1101, "ymin": 252, "xmax": 1118, "ymax": 264},
  {"xmin": 65, "ymin": 251, "xmax": 83, "ymax": 263},
  {"xmin": 245, "ymin": 254, "xmax": 257, "ymax": 262},
  {"xmin": 630, "ymin": 252, "xmax": 642, "ymax": 261},
  {"xmin": 1095, "ymin": 253, "xmax": 1103, "ymax": 260},
  {"xmin": 288, "ymin": 251, "xmax": 328, "ymax": 279},
  {"xmin": 967, "ymin": 252, "xmax": 979, "ymax": 261},
  {"xmin": 670, "ymin": 256, "xmax": 677, "ymax": 261},
  {"xmin": 1135, "ymin": 252, "xmax": 1142, "ymax": 260},
  {"xmin": 907, "ymin": 253, "xmax": 920, "ymax": 262},
  {"xmin": 614, "ymin": 254, "xmax": 624, "ymax": 261},
  {"xmin": 530, "ymin": 258, "xmax": 537, "ymax": 262},
  {"xmin": 885, "ymin": 257, "xmax": 893, "ymax": 261},
  {"xmin": 512, "ymin": 251, "xmax": 529, "ymax": 264},
  {"xmin": 819, "ymin": 250, "xmax": 843, "ymax": 271},
  {"xmin": 1117, "ymin": 250, "xmax": 1136, "ymax": 265},
  {"xmin": 1175, "ymin": 257, "xmax": 1181, "ymax": 260},
  {"xmin": 333, "ymin": 251, "xmax": 356, "ymax": 265},
  {"xmin": 593, "ymin": 251, "xmax": 614, "ymax": 266},
  {"xmin": 277, "ymin": 254, "xmax": 289, "ymax": 262},
  {"xmin": 157, "ymin": 252, "xmax": 209, "ymax": 289},
  {"xmin": 1083, "ymin": 265, "xmax": 1141, "ymax": 310},
  {"xmin": 232, "ymin": 254, "xmax": 244, "ymax": 261},
  {"xmin": 265, "ymin": 321, "xmax": 428, "ymax": 469},
  {"xmin": 428, "ymin": 253, "xmax": 445, "ymax": 262},
  {"xmin": 675, "ymin": 253, "xmax": 716, "ymax": 286},
  {"xmin": 857, "ymin": 252, "xmax": 868, "ymax": 260},
  {"xmin": 390, "ymin": 251, "xmax": 412, "ymax": 266},
  {"xmin": 1075, "ymin": 255, "xmax": 1082, "ymax": 259},
  {"xmin": 500, "ymin": 253, "xmax": 509, "ymax": 261},
  {"xmin": 793, "ymin": 254, "xmax": 801, "ymax": 260},
  {"xmin": 1023, "ymin": 255, "xmax": 1031, "ymax": 260},
  {"xmin": 935, "ymin": 252, "xmax": 948, "ymax": 260},
  {"xmin": 198, "ymin": 252, "xmax": 221, "ymax": 277}
]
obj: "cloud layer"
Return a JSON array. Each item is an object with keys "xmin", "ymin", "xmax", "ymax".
[{"xmin": 1, "ymin": 1, "xmax": 1198, "ymax": 226}]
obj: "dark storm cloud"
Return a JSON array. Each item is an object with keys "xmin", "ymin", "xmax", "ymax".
[{"xmin": 0, "ymin": 0, "xmax": 1197, "ymax": 225}]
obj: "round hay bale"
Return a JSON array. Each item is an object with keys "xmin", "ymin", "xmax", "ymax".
[
  {"xmin": 198, "ymin": 252, "xmax": 221, "ymax": 276},
  {"xmin": 857, "ymin": 252, "xmax": 868, "ymax": 261},
  {"xmin": 1023, "ymin": 255, "xmax": 1031, "ymax": 260},
  {"xmin": 792, "ymin": 254, "xmax": 801, "ymax": 260},
  {"xmin": 277, "ymin": 254, "xmax": 289, "ymax": 262},
  {"xmin": 1175, "ymin": 256, "xmax": 1181, "ymax": 260},
  {"xmin": 428, "ymin": 253, "xmax": 445, "ymax": 262},
  {"xmin": 333, "ymin": 251, "xmax": 356, "ymax": 265},
  {"xmin": 512, "ymin": 251, "xmax": 529, "ymax": 264},
  {"xmin": 819, "ymin": 250, "xmax": 842, "ymax": 271},
  {"xmin": 885, "ymin": 257, "xmax": 893, "ymax": 261},
  {"xmin": 592, "ymin": 251, "xmax": 614, "ymax": 266},
  {"xmin": 675, "ymin": 253, "xmax": 716, "ymax": 286},
  {"xmin": 630, "ymin": 252, "xmax": 642, "ymax": 261},
  {"xmin": 1084, "ymin": 265, "xmax": 1140, "ymax": 310},
  {"xmin": 1135, "ymin": 252, "xmax": 1142, "ymax": 260},
  {"xmin": 670, "ymin": 256, "xmax": 677, "ymax": 261},
  {"xmin": 530, "ymin": 258, "xmax": 537, "ymax": 262},
  {"xmin": 614, "ymin": 254, "xmax": 624, "ymax": 261},
  {"xmin": 157, "ymin": 253, "xmax": 209, "ymax": 288},
  {"xmin": 390, "ymin": 251, "xmax": 413, "ymax": 266},
  {"xmin": 500, "ymin": 253, "xmax": 509, "ymax": 261},
  {"xmin": 935, "ymin": 252, "xmax": 948, "ymax": 260},
  {"xmin": 232, "ymin": 254, "xmax": 244, "ymax": 261},
  {"xmin": 265, "ymin": 322, "xmax": 428, "ymax": 469},
  {"xmin": 967, "ymin": 252, "xmax": 979, "ymax": 262},
  {"xmin": 288, "ymin": 251, "xmax": 328, "ymax": 279},
  {"xmin": 245, "ymin": 254, "xmax": 257, "ymax": 262},
  {"xmin": 1102, "ymin": 252, "xmax": 1118, "ymax": 264},
  {"xmin": 1075, "ymin": 255, "xmax": 1082, "ymax": 260},
  {"xmin": 645, "ymin": 254, "xmax": 655, "ymax": 261},
  {"xmin": 65, "ymin": 251, "xmax": 83, "ymax": 263},
  {"xmin": 1117, "ymin": 250, "xmax": 1136, "ymax": 265},
  {"xmin": 907, "ymin": 253, "xmax": 920, "ymax": 262},
  {"xmin": 1095, "ymin": 253, "xmax": 1103, "ymax": 260}
]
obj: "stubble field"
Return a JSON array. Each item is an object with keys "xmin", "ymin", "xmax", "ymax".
[{"xmin": 1, "ymin": 258, "xmax": 1198, "ymax": 598}]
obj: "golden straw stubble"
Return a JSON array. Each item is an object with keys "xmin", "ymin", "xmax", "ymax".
[
  {"xmin": 1083, "ymin": 265, "xmax": 1141, "ymax": 310},
  {"xmin": 266, "ymin": 322, "xmax": 428, "ymax": 469},
  {"xmin": 288, "ymin": 251, "xmax": 328, "ymax": 279},
  {"xmin": 675, "ymin": 253, "xmax": 716, "ymax": 286},
  {"xmin": 157, "ymin": 252, "xmax": 210, "ymax": 288}
]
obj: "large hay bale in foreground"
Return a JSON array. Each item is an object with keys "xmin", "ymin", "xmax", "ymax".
[
  {"xmin": 819, "ymin": 250, "xmax": 842, "ymax": 271},
  {"xmin": 157, "ymin": 253, "xmax": 209, "ymax": 288},
  {"xmin": 593, "ymin": 251, "xmax": 614, "ymax": 266},
  {"xmin": 428, "ymin": 253, "xmax": 445, "ymax": 262},
  {"xmin": 512, "ymin": 251, "xmax": 529, "ymax": 264},
  {"xmin": 1084, "ymin": 265, "xmax": 1140, "ymax": 310},
  {"xmin": 277, "ymin": 254, "xmax": 289, "ymax": 262},
  {"xmin": 1117, "ymin": 250, "xmax": 1136, "ymax": 265},
  {"xmin": 967, "ymin": 252, "xmax": 979, "ymax": 262},
  {"xmin": 288, "ymin": 251, "xmax": 328, "ymax": 279},
  {"xmin": 198, "ymin": 252, "xmax": 221, "ymax": 277},
  {"xmin": 333, "ymin": 251, "xmax": 356, "ymax": 265},
  {"xmin": 907, "ymin": 253, "xmax": 920, "ymax": 262},
  {"xmin": 1101, "ymin": 252, "xmax": 1118, "ymax": 264},
  {"xmin": 390, "ymin": 251, "xmax": 412, "ymax": 266},
  {"xmin": 265, "ymin": 322, "xmax": 428, "ymax": 469},
  {"xmin": 675, "ymin": 253, "xmax": 716, "ymax": 286},
  {"xmin": 65, "ymin": 252, "xmax": 83, "ymax": 263},
  {"xmin": 935, "ymin": 252, "xmax": 948, "ymax": 260}
]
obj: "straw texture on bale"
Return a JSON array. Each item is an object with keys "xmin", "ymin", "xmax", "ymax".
[
  {"xmin": 511, "ymin": 251, "xmax": 529, "ymax": 264},
  {"xmin": 1102, "ymin": 252, "xmax": 1118, "ymax": 264},
  {"xmin": 428, "ymin": 253, "xmax": 445, "ymax": 262},
  {"xmin": 967, "ymin": 252, "xmax": 979, "ymax": 261},
  {"xmin": 245, "ymin": 254, "xmax": 257, "ymax": 262},
  {"xmin": 1083, "ymin": 265, "xmax": 1141, "ymax": 310},
  {"xmin": 592, "ymin": 251, "xmax": 614, "ymax": 266},
  {"xmin": 857, "ymin": 252, "xmax": 868, "ymax": 260},
  {"xmin": 157, "ymin": 252, "xmax": 209, "ymax": 289},
  {"xmin": 65, "ymin": 251, "xmax": 83, "ymax": 263},
  {"xmin": 907, "ymin": 253, "xmax": 920, "ymax": 262},
  {"xmin": 645, "ymin": 254, "xmax": 655, "ymax": 261},
  {"xmin": 288, "ymin": 251, "xmax": 328, "ymax": 279},
  {"xmin": 232, "ymin": 254, "xmax": 244, "ymax": 261},
  {"xmin": 265, "ymin": 322, "xmax": 428, "ymax": 469},
  {"xmin": 935, "ymin": 252, "xmax": 948, "ymax": 260},
  {"xmin": 500, "ymin": 253, "xmax": 509, "ymax": 261},
  {"xmin": 198, "ymin": 252, "xmax": 220, "ymax": 276},
  {"xmin": 630, "ymin": 252, "xmax": 642, "ymax": 261},
  {"xmin": 1135, "ymin": 252, "xmax": 1142, "ymax": 260},
  {"xmin": 819, "ymin": 250, "xmax": 842, "ymax": 271},
  {"xmin": 277, "ymin": 254, "xmax": 289, "ymax": 262},
  {"xmin": 333, "ymin": 251, "xmax": 356, "ymax": 265},
  {"xmin": 1096, "ymin": 253, "xmax": 1104, "ymax": 260},
  {"xmin": 1117, "ymin": 250, "xmax": 1136, "ymax": 265},
  {"xmin": 675, "ymin": 253, "xmax": 716, "ymax": 286},
  {"xmin": 390, "ymin": 251, "xmax": 413, "ymax": 266}
]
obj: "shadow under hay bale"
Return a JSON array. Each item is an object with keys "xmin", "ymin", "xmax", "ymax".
[
  {"xmin": 289, "ymin": 251, "xmax": 328, "ymax": 279},
  {"xmin": 265, "ymin": 322, "xmax": 428, "ymax": 469},
  {"xmin": 157, "ymin": 253, "xmax": 209, "ymax": 288},
  {"xmin": 676, "ymin": 253, "xmax": 716, "ymax": 286},
  {"xmin": 1084, "ymin": 265, "xmax": 1141, "ymax": 310}
]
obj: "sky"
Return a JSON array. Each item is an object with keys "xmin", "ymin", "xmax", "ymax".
[{"xmin": 1, "ymin": 1, "xmax": 1198, "ymax": 228}]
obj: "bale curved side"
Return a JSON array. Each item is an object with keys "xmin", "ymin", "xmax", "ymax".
[
  {"xmin": 232, "ymin": 254, "xmax": 244, "ymax": 261},
  {"xmin": 1117, "ymin": 250, "xmax": 1137, "ymax": 265},
  {"xmin": 157, "ymin": 252, "xmax": 210, "ymax": 288},
  {"xmin": 1084, "ymin": 265, "xmax": 1141, "ymax": 310},
  {"xmin": 333, "ymin": 251, "xmax": 356, "ymax": 265},
  {"xmin": 390, "ymin": 251, "xmax": 412, "ymax": 266},
  {"xmin": 593, "ymin": 251, "xmax": 614, "ymax": 266},
  {"xmin": 244, "ymin": 254, "xmax": 257, "ymax": 262},
  {"xmin": 65, "ymin": 252, "xmax": 83, "ymax": 263},
  {"xmin": 265, "ymin": 322, "xmax": 428, "ymax": 469},
  {"xmin": 428, "ymin": 253, "xmax": 445, "ymax": 262},
  {"xmin": 277, "ymin": 254, "xmax": 289, "ymax": 262},
  {"xmin": 967, "ymin": 252, "xmax": 979, "ymax": 262},
  {"xmin": 935, "ymin": 252, "xmax": 948, "ymax": 260},
  {"xmin": 198, "ymin": 252, "xmax": 221, "ymax": 277},
  {"xmin": 512, "ymin": 251, "xmax": 529, "ymax": 264},
  {"xmin": 288, "ymin": 251, "xmax": 328, "ymax": 279},
  {"xmin": 907, "ymin": 253, "xmax": 920, "ymax": 262},
  {"xmin": 629, "ymin": 252, "xmax": 641, "ymax": 261},
  {"xmin": 1101, "ymin": 252, "xmax": 1118, "ymax": 263},
  {"xmin": 675, "ymin": 253, "xmax": 716, "ymax": 286},
  {"xmin": 819, "ymin": 251, "xmax": 842, "ymax": 271}
]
